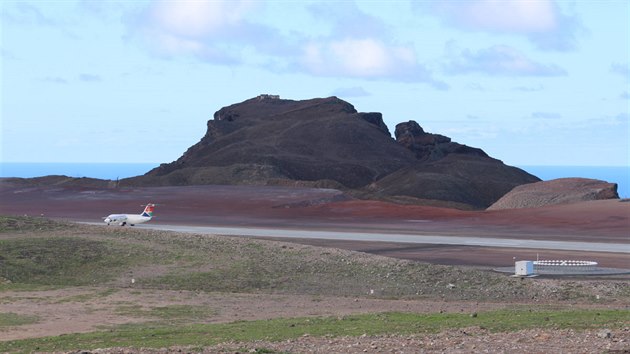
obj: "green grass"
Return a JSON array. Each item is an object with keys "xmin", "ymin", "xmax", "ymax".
[
  {"xmin": 0, "ymin": 309, "xmax": 627, "ymax": 353},
  {"xmin": 0, "ymin": 216, "xmax": 72, "ymax": 233},
  {"xmin": 114, "ymin": 304, "xmax": 216, "ymax": 322},
  {"xmin": 0, "ymin": 237, "xmax": 171, "ymax": 288},
  {"xmin": 0, "ymin": 216, "xmax": 628, "ymax": 303},
  {"xmin": 0, "ymin": 313, "xmax": 39, "ymax": 327},
  {"xmin": 53, "ymin": 288, "xmax": 119, "ymax": 304}
]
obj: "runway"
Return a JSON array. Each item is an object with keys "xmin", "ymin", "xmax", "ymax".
[{"xmin": 85, "ymin": 222, "xmax": 630, "ymax": 254}]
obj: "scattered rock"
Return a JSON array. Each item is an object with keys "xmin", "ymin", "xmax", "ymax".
[{"xmin": 598, "ymin": 329, "xmax": 613, "ymax": 339}]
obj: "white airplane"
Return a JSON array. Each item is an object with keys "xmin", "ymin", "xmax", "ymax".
[{"xmin": 103, "ymin": 203, "xmax": 156, "ymax": 226}]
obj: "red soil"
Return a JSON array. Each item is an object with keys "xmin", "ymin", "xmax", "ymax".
[{"xmin": 1, "ymin": 182, "xmax": 628, "ymax": 268}]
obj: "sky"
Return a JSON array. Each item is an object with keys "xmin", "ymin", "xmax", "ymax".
[{"xmin": 1, "ymin": 0, "xmax": 628, "ymax": 167}]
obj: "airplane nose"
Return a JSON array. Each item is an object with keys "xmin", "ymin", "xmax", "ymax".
[{"xmin": 104, "ymin": 218, "xmax": 110, "ymax": 223}]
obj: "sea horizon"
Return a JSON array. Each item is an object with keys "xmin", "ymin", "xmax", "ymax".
[{"xmin": 0, "ymin": 162, "xmax": 628, "ymax": 198}]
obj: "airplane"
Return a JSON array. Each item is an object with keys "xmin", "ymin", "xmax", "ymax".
[{"xmin": 103, "ymin": 203, "xmax": 155, "ymax": 226}]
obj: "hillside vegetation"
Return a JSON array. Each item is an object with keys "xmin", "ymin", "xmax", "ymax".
[{"xmin": 1, "ymin": 216, "xmax": 629, "ymax": 352}]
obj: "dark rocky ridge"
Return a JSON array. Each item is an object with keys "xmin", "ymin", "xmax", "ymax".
[
  {"xmin": 125, "ymin": 95, "xmax": 540, "ymax": 209},
  {"xmin": 395, "ymin": 121, "xmax": 488, "ymax": 161}
]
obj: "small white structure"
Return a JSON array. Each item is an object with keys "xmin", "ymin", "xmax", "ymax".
[{"xmin": 515, "ymin": 261, "xmax": 534, "ymax": 276}]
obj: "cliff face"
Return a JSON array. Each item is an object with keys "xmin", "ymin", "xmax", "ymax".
[
  {"xmin": 395, "ymin": 121, "xmax": 488, "ymax": 161},
  {"xmin": 127, "ymin": 95, "xmax": 540, "ymax": 209}
]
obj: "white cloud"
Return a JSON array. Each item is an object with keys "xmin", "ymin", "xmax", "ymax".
[
  {"xmin": 3, "ymin": 2, "xmax": 57, "ymax": 26},
  {"xmin": 148, "ymin": 0, "xmax": 254, "ymax": 37},
  {"xmin": 513, "ymin": 84, "xmax": 544, "ymax": 92},
  {"xmin": 610, "ymin": 62, "xmax": 630, "ymax": 79},
  {"xmin": 329, "ymin": 38, "xmax": 410, "ymax": 77},
  {"xmin": 434, "ymin": 0, "xmax": 557, "ymax": 32},
  {"xmin": 300, "ymin": 38, "xmax": 446, "ymax": 88},
  {"xmin": 532, "ymin": 112, "xmax": 562, "ymax": 120},
  {"xmin": 131, "ymin": 0, "xmax": 264, "ymax": 61},
  {"xmin": 306, "ymin": 2, "xmax": 388, "ymax": 39},
  {"xmin": 40, "ymin": 76, "xmax": 68, "ymax": 84},
  {"xmin": 128, "ymin": 0, "xmax": 445, "ymax": 87},
  {"xmin": 424, "ymin": 0, "xmax": 583, "ymax": 51},
  {"xmin": 443, "ymin": 43, "xmax": 567, "ymax": 76},
  {"xmin": 79, "ymin": 73, "xmax": 102, "ymax": 82}
]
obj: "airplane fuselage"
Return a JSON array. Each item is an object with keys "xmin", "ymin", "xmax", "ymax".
[
  {"xmin": 104, "ymin": 214, "xmax": 151, "ymax": 226},
  {"xmin": 104, "ymin": 203, "xmax": 155, "ymax": 226}
]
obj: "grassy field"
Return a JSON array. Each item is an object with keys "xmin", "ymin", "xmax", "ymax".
[
  {"xmin": 1, "ymin": 309, "xmax": 628, "ymax": 353},
  {"xmin": 1, "ymin": 216, "xmax": 629, "ymax": 352},
  {"xmin": 0, "ymin": 217, "xmax": 592, "ymax": 301},
  {"xmin": 0, "ymin": 313, "xmax": 39, "ymax": 327}
]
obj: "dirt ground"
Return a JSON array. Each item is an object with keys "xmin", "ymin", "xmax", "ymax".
[
  {"xmin": 1, "ymin": 287, "xmax": 514, "ymax": 341},
  {"xmin": 1, "ymin": 183, "xmax": 628, "ymax": 268},
  {"xmin": 1, "ymin": 182, "xmax": 629, "ymax": 352},
  {"xmin": 2, "ymin": 286, "xmax": 629, "ymax": 352}
]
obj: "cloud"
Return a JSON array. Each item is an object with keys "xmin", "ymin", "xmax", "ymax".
[
  {"xmin": 79, "ymin": 73, "xmax": 102, "ymax": 82},
  {"xmin": 465, "ymin": 82, "xmax": 485, "ymax": 91},
  {"xmin": 331, "ymin": 87, "xmax": 371, "ymax": 98},
  {"xmin": 128, "ymin": 0, "xmax": 446, "ymax": 87},
  {"xmin": 306, "ymin": 2, "xmax": 388, "ymax": 39},
  {"xmin": 0, "ymin": 48, "xmax": 19, "ymax": 60},
  {"xmin": 532, "ymin": 112, "xmax": 562, "ymax": 120},
  {"xmin": 130, "ymin": 0, "xmax": 277, "ymax": 63},
  {"xmin": 610, "ymin": 62, "xmax": 630, "ymax": 79},
  {"xmin": 301, "ymin": 38, "xmax": 411, "ymax": 78},
  {"xmin": 147, "ymin": 0, "xmax": 254, "ymax": 38},
  {"xmin": 299, "ymin": 2, "xmax": 447, "ymax": 87},
  {"xmin": 2, "ymin": 2, "xmax": 57, "ymax": 26},
  {"xmin": 423, "ymin": 0, "xmax": 583, "ymax": 51},
  {"xmin": 299, "ymin": 38, "xmax": 447, "ymax": 88},
  {"xmin": 443, "ymin": 43, "xmax": 567, "ymax": 76},
  {"xmin": 513, "ymin": 84, "xmax": 544, "ymax": 92},
  {"xmin": 40, "ymin": 76, "xmax": 68, "ymax": 84}
]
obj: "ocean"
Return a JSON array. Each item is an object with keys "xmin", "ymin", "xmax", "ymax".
[
  {"xmin": 0, "ymin": 163, "xmax": 628, "ymax": 198},
  {"xmin": 0, "ymin": 163, "xmax": 160, "ymax": 181}
]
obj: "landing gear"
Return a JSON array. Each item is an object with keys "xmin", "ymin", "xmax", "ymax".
[{"xmin": 120, "ymin": 221, "xmax": 127, "ymax": 226}]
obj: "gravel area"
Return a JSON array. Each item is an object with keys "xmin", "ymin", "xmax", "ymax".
[{"xmin": 72, "ymin": 327, "xmax": 630, "ymax": 353}]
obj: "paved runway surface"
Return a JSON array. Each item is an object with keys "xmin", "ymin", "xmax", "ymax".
[{"xmin": 85, "ymin": 222, "xmax": 630, "ymax": 253}]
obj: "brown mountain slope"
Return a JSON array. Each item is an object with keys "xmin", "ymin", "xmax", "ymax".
[
  {"xmin": 131, "ymin": 96, "xmax": 415, "ymax": 188},
  {"xmin": 488, "ymin": 178, "xmax": 620, "ymax": 210},
  {"xmin": 124, "ymin": 95, "xmax": 539, "ymax": 209}
]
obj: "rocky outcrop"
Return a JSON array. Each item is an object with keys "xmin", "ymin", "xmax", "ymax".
[
  {"xmin": 487, "ymin": 178, "xmax": 619, "ymax": 210},
  {"xmin": 395, "ymin": 121, "xmax": 488, "ymax": 161},
  {"xmin": 367, "ymin": 154, "xmax": 539, "ymax": 209},
  {"xmin": 125, "ymin": 95, "xmax": 540, "ymax": 209},
  {"xmin": 134, "ymin": 96, "xmax": 414, "ymax": 189}
]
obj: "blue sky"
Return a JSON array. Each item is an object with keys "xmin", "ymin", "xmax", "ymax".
[{"xmin": 1, "ymin": 0, "xmax": 628, "ymax": 166}]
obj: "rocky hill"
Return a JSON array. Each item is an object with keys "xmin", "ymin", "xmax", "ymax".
[
  {"xmin": 487, "ymin": 178, "xmax": 619, "ymax": 210},
  {"xmin": 124, "ymin": 95, "xmax": 539, "ymax": 209}
]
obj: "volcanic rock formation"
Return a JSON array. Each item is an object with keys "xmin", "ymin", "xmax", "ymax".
[
  {"xmin": 126, "ymin": 95, "xmax": 539, "ymax": 209},
  {"xmin": 487, "ymin": 178, "xmax": 620, "ymax": 210}
]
